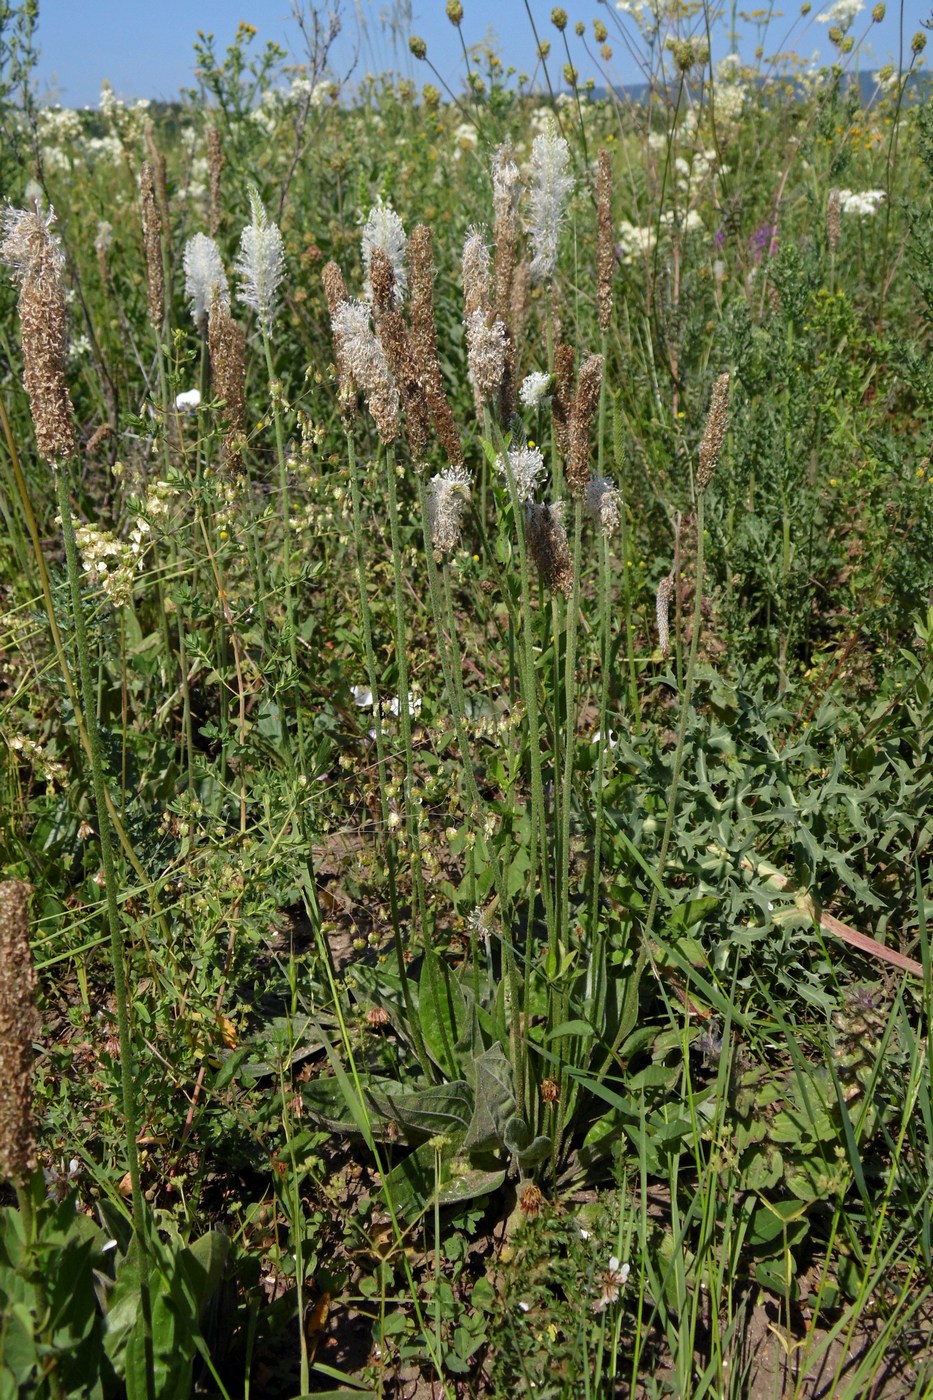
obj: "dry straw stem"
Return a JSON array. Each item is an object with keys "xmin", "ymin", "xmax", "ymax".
[
  {"xmin": 0, "ymin": 207, "xmax": 78, "ymax": 464},
  {"xmin": 409, "ymin": 225, "xmax": 463, "ymax": 465},
  {"xmin": 526, "ymin": 501, "xmax": 574, "ymax": 596},
  {"xmin": 370, "ymin": 247, "xmax": 430, "ymax": 458},
  {"xmin": 207, "ymin": 125, "xmax": 224, "ymax": 238},
  {"xmin": 552, "ymin": 341, "xmax": 575, "ymax": 457},
  {"xmin": 139, "ymin": 160, "xmax": 164, "ymax": 330},
  {"xmin": 697, "ymin": 372, "xmax": 730, "ymax": 492},
  {"xmin": 596, "ymin": 149, "xmax": 614, "ymax": 332},
  {"xmin": 208, "ymin": 288, "xmax": 247, "ymax": 471},
  {"xmin": 0, "ymin": 881, "xmax": 38, "ymax": 1185},
  {"xmin": 566, "ymin": 353, "xmax": 604, "ymax": 497}
]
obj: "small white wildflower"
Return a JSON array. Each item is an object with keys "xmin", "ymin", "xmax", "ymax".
[
  {"xmin": 592, "ymin": 1256, "xmax": 630, "ymax": 1313},
  {"xmin": 234, "ymin": 183, "xmax": 286, "ymax": 331},
  {"xmin": 519, "ymin": 371, "xmax": 551, "ymax": 408},
  {"xmin": 361, "ymin": 197, "xmax": 407, "ymax": 305},
  {"xmin": 351, "ymin": 684, "xmax": 374, "ymax": 708},
  {"xmin": 837, "ymin": 188, "xmax": 886, "ymax": 217},
  {"xmin": 496, "ymin": 445, "xmax": 546, "ymax": 503},
  {"xmin": 387, "ymin": 692, "xmax": 421, "ymax": 718},
  {"xmin": 183, "ymin": 232, "xmax": 229, "ymax": 329},
  {"xmin": 528, "ymin": 120, "xmax": 574, "ymax": 284},
  {"xmin": 591, "ymin": 729, "xmax": 618, "ymax": 750},
  {"xmin": 174, "ymin": 389, "xmax": 201, "ymax": 412},
  {"xmin": 815, "ymin": 0, "xmax": 865, "ymax": 33}
]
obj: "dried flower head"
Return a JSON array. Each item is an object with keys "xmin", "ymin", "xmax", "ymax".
[
  {"xmin": 183, "ymin": 232, "xmax": 228, "ymax": 332},
  {"xmin": 592, "ymin": 1256, "xmax": 629, "ymax": 1313},
  {"xmin": 697, "ymin": 372, "xmax": 730, "ymax": 492},
  {"xmin": 427, "ymin": 464, "xmax": 472, "ymax": 557},
  {"xmin": 826, "ymin": 187, "xmax": 841, "ymax": 254},
  {"xmin": 496, "ymin": 443, "xmax": 546, "ymax": 503},
  {"xmin": 567, "ymin": 353, "xmax": 604, "ymax": 497},
  {"xmin": 331, "ymin": 298, "xmax": 400, "ymax": 442},
  {"xmin": 367, "ymin": 1006, "xmax": 391, "ymax": 1028},
  {"xmin": 585, "ymin": 474, "xmax": 621, "ymax": 534},
  {"xmin": 519, "ymin": 1183, "xmax": 545, "ymax": 1216},
  {"xmin": 656, "ymin": 571, "xmax": 674, "ymax": 657},
  {"xmin": 409, "ymin": 225, "xmax": 463, "ymax": 465},
  {"xmin": 526, "ymin": 500, "xmax": 573, "ymax": 595},
  {"xmin": 208, "ymin": 288, "xmax": 247, "ymax": 471},
  {"xmin": 552, "ymin": 341, "xmax": 575, "ymax": 456},
  {"xmin": 493, "ymin": 143, "xmax": 521, "ymax": 319},
  {"xmin": 540, "ymin": 1078, "xmax": 560, "ymax": 1103},
  {"xmin": 465, "ymin": 308, "xmax": 508, "ymax": 414},
  {"xmin": 0, "ymin": 880, "xmax": 38, "ymax": 1184},
  {"xmin": 362, "ymin": 197, "xmax": 407, "ymax": 305},
  {"xmin": 528, "ymin": 120, "xmax": 574, "ymax": 283},
  {"xmin": 139, "ymin": 160, "xmax": 164, "ymax": 330},
  {"xmin": 596, "ymin": 149, "xmax": 614, "ymax": 330},
  {"xmin": 0, "ymin": 205, "xmax": 77, "ymax": 463},
  {"xmin": 462, "ymin": 225, "xmax": 492, "ymax": 316},
  {"xmin": 369, "ymin": 247, "xmax": 430, "ymax": 456},
  {"xmin": 235, "ymin": 183, "xmax": 286, "ymax": 332}
]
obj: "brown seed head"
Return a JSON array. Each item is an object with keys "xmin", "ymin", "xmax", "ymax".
[
  {"xmin": 596, "ymin": 149, "xmax": 614, "ymax": 331},
  {"xmin": 826, "ymin": 188, "xmax": 841, "ymax": 255},
  {"xmin": 139, "ymin": 160, "xmax": 164, "ymax": 331},
  {"xmin": 462, "ymin": 226, "xmax": 491, "ymax": 318},
  {"xmin": 208, "ymin": 289, "xmax": 247, "ymax": 472},
  {"xmin": 552, "ymin": 341, "xmax": 575, "ymax": 457},
  {"xmin": 526, "ymin": 501, "xmax": 573, "ymax": 596},
  {"xmin": 322, "ymin": 261, "xmax": 358, "ymax": 419},
  {"xmin": 367, "ymin": 1006, "xmax": 391, "ymax": 1028},
  {"xmin": 540, "ymin": 1077, "xmax": 560, "ymax": 1103},
  {"xmin": 0, "ymin": 881, "xmax": 38, "ymax": 1184},
  {"xmin": 369, "ymin": 248, "xmax": 430, "ymax": 457},
  {"xmin": 519, "ymin": 1183, "xmax": 545, "ymax": 1216},
  {"xmin": 567, "ymin": 353, "xmax": 604, "ymax": 498},
  {"xmin": 697, "ymin": 372, "xmax": 730, "ymax": 493},
  {"xmin": 332, "ymin": 298, "xmax": 400, "ymax": 443},
  {"xmin": 1, "ymin": 207, "xmax": 78, "ymax": 464},
  {"xmin": 409, "ymin": 226, "xmax": 463, "ymax": 465},
  {"xmin": 144, "ymin": 121, "xmax": 170, "ymax": 233}
]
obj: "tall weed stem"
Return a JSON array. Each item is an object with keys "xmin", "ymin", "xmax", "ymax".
[{"xmin": 55, "ymin": 467, "xmax": 155, "ymax": 1400}]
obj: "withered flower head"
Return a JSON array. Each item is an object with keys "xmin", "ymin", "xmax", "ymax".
[
  {"xmin": 1, "ymin": 205, "xmax": 77, "ymax": 464},
  {"xmin": 0, "ymin": 881, "xmax": 38, "ymax": 1184}
]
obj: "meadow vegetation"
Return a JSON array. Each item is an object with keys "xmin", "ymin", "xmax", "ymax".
[{"xmin": 2, "ymin": 0, "xmax": 933, "ymax": 1394}]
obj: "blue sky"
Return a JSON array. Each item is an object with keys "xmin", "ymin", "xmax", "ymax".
[{"xmin": 32, "ymin": 0, "xmax": 930, "ymax": 108}]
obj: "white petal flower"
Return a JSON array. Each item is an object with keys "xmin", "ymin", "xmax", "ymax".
[
  {"xmin": 174, "ymin": 389, "xmax": 201, "ymax": 412},
  {"xmin": 351, "ymin": 685, "xmax": 374, "ymax": 708}
]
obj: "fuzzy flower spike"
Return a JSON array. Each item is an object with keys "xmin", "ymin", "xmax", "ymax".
[
  {"xmin": 0, "ymin": 204, "xmax": 77, "ymax": 464},
  {"xmin": 183, "ymin": 232, "xmax": 229, "ymax": 332},
  {"xmin": 362, "ymin": 197, "xmax": 407, "ymax": 305},
  {"xmin": 234, "ymin": 183, "xmax": 285, "ymax": 332},
  {"xmin": 528, "ymin": 119, "xmax": 575, "ymax": 284}
]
